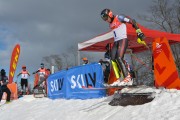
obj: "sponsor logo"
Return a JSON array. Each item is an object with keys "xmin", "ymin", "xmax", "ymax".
[
  {"xmin": 155, "ymin": 42, "xmax": 162, "ymax": 53},
  {"xmin": 156, "ymin": 43, "xmax": 162, "ymax": 49},
  {"xmin": 50, "ymin": 78, "xmax": 64, "ymax": 92},
  {"xmin": 70, "ymin": 72, "xmax": 97, "ymax": 89}
]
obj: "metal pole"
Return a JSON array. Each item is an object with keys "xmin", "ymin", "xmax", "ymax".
[
  {"xmin": 78, "ymin": 51, "xmax": 80, "ymax": 66},
  {"xmin": 51, "ymin": 66, "xmax": 55, "ymax": 74}
]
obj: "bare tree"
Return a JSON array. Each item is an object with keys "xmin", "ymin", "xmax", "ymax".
[
  {"xmin": 139, "ymin": 0, "xmax": 180, "ymax": 33},
  {"xmin": 139, "ymin": 0, "xmax": 180, "ymax": 74},
  {"xmin": 68, "ymin": 46, "xmax": 78, "ymax": 66},
  {"xmin": 50, "ymin": 55, "xmax": 63, "ymax": 70},
  {"xmin": 174, "ymin": 0, "xmax": 180, "ymax": 33},
  {"xmin": 42, "ymin": 54, "xmax": 63, "ymax": 71},
  {"xmin": 42, "ymin": 56, "xmax": 52, "ymax": 68},
  {"xmin": 62, "ymin": 53, "xmax": 73, "ymax": 69}
]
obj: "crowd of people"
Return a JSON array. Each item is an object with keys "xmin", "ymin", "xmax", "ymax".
[{"xmin": 0, "ymin": 63, "xmax": 51, "ymax": 103}]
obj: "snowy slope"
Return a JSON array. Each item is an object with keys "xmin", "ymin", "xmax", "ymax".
[{"xmin": 1, "ymin": 88, "xmax": 180, "ymax": 120}]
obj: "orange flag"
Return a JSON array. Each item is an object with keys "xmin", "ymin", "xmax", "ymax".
[
  {"xmin": 152, "ymin": 37, "xmax": 180, "ymax": 89},
  {"xmin": 9, "ymin": 44, "xmax": 20, "ymax": 83}
]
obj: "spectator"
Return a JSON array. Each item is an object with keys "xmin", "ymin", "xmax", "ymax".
[
  {"xmin": 0, "ymin": 69, "xmax": 11, "ymax": 103},
  {"xmin": 99, "ymin": 59, "xmax": 110, "ymax": 83},
  {"xmin": 82, "ymin": 57, "xmax": 89, "ymax": 65}
]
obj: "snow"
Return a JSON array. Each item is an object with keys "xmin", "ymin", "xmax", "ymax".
[{"xmin": 1, "ymin": 87, "xmax": 180, "ymax": 120}]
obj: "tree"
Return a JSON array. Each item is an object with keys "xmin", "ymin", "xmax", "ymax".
[
  {"xmin": 42, "ymin": 56, "xmax": 52, "ymax": 68},
  {"xmin": 139, "ymin": 0, "xmax": 180, "ymax": 74},
  {"xmin": 44, "ymin": 46, "xmax": 79, "ymax": 70},
  {"xmin": 42, "ymin": 54, "xmax": 63, "ymax": 71},
  {"xmin": 51, "ymin": 55, "xmax": 63, "ymax": 70},
  {"xmin": 140, "ymin": 0, "xmax": 180, "ymax": 33},
  {"xmin": 62, "ymin": 53, "xmax": 73, "ymax": 69},
  {"xmin": 67, "ymin": 46, "xmax": 78, "ymax": 66}
]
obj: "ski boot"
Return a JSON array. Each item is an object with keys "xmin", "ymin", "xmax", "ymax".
[
  {"xmin": 109, "ymin": 74, "xmax": 133, "ymax": 87},
  {"xmin": 117, "ymin": 75, "xmax": 133, "ymax": 86}
]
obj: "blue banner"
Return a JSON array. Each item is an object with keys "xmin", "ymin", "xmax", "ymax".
[
  {"xmin": 47, "ymin": 63, "xmax": 106, "ymax": 99},
  {"xmin": 47, "ymin": 70, "xmax": 67, "ymax": 99}
]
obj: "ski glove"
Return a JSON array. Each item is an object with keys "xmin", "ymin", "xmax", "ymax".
[
  {"xmin": 136, "ymin": 29, "xmax": 147, "ymax": 46},
  {"xmin": 137, "ymin": 38, "xmax": 147, "ymax": 46},
  {"xmin": 136, "ymin": 29, "xmax": 145, "ymax": 40}
]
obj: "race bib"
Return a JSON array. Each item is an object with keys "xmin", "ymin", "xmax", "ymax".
[{"xmin": 21, "ymin": 74, "xmax": 28, "ymax": 79}]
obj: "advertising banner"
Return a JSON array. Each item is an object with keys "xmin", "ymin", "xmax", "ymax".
[
  {"xmin": 47, "ymin": 63, "xmax": 106, "ymax": 99},
  {"xmin": 153, "ymin": 37, "xmax": 180, "ymax": 89},
  {"xmin": 9, "ymin": 44, "xmax": 20, "ymax": 83}
]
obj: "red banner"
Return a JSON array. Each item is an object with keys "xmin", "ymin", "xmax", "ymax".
[{"xmin": 9, "ymin": 44, "xmax": 20, "ymax": 83}]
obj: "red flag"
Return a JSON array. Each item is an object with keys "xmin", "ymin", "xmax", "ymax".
[{"xmin": 9, "ymin": 44, "xmax": 20, "ymax": 83}]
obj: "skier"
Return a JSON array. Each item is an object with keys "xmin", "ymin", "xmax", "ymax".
[
  {"xmin": 0, "ymin": 69, "xmax": 11, "ymax": 103},
  {"xmin": 32, "ymin": 63, "xmax": 50, "ymax": 97},
  {"xmin": 17, "ymin": 65, "xmax": 30, "ymax": 95},
  {"xmin": 33, "ymin": 63, "xmax": 47, "ymax": 88},
  {"xmin": 100, "ymin": 8, "xmax": 146, "ymax": 86}
]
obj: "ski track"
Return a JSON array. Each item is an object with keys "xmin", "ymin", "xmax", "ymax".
[
  {"xmin": 101, "ymin": 107, "xmax": 123, "ymax": 120},
  {"xmin": 79, "ymin": 100, "xmax": 108, "ymax": 112},
  {"xmin": 1, "ymin": 88, "xmax": 180, "ymax": 120},
  {"xmin": 82, "ymin": 102, "xmax": 108, "ymax": 112}
]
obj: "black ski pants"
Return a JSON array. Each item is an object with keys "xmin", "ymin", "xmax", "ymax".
[
  {"xmin": 0, "ymin": 85, "xmax": 11, "ymax": 102},
  {"xmin": 111, "ymin": 38, "xmax": 129, "ymax": 78}
]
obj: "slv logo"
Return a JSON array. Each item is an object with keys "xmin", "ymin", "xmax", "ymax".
[
  {"xmin": 70, "ymin": 72, "xmax": 96, "ymax": 89},
  {"xmin": 156, "ymin": 43, "xmax": 162, "ymax": 49},
  {"xmin": 155, "ymin": 42, "xmax": 162, "ymax": 53},
  {"xmin": 50, "ymin": 78, "xmax": 64, "ymax": 92}
]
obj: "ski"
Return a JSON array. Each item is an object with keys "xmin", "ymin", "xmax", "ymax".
[
  {"xmin": 119, "ymin": 92, "xmax": 155, "ymax": 96},
  {"xmin": 82, "ymin": 85, "xmax": 137, "ymax": 90},
  {"xmin": 83, "ymin": 87, "xmax": 108, "ymax": 90}
]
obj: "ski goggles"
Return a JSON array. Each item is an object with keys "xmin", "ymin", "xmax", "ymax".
[{"xmin": 101, "ymin": 14, "xmax": 109, "ymax": 21}]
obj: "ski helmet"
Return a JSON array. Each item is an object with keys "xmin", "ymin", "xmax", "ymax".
[
  {"xmin": 0, "ymin": 69, "xmax": 5, "ymax": 76},
  {"xmin": 22, "ymin": 65, "xmax": 26, "ymax": 69},
  {"xmin": 40, "ymin": 63, "xmax": 44, "ymax": 68},
  {"xmin": 82, "ymin": 57, "xmax": 88, "ymax": 61},
  {"xmin": 101, "ymin": 9, "xmax": 113, "ymax": 21}
]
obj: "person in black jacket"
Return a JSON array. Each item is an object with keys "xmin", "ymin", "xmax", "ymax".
[
  {"xmin": 0, "ymin": 69, "xmax": 11, "ymax": 103},
  {"xmin": 99, "ymin": 59, "xmax": 110, "ymax": 83}
]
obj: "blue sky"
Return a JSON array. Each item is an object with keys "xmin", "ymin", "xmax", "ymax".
[
  {"xmin": 0, "ymin": 41, "xmax": 6, "ymax": 50},
  {"xmin": 0, "ymin": 27, "xmax": 10, "ymax": 50}
]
